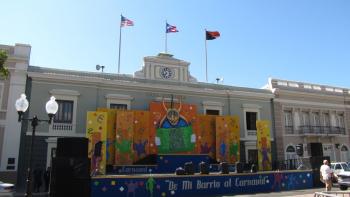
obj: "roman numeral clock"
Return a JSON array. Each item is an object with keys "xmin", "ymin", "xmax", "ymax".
[{"xmin": 160, "ymin": 67, "xmax": 173, "ymax": 79}]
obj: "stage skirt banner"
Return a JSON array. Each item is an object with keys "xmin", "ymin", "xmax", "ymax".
[
  {"xmin": 216, "ymin": 116, "xmax": 240, "ymax": 163},
  {"xmin": 256, "ymin": 120, "xmax": 272, "ymax": 171},
  {"xmin": 133, "ymin": 111, "xmax": 151, "ymax": 162},
  {"xmin": 91, "ymin": 170, "xmax": 313, "ymax": 197},
  {"xmin": 149, "ymin": 101, "xmax": 197, "ymax": 154},
  {"xmin": 115, "ymin": 111, "xmax": 134, "ymax": 165},
  {"xmin": 86, "ymin": 111, "xmax": 108, "ymax": 175},
  {"xmin": 195, "ymin": 115, "xmax": 216, "ymax": 158}
]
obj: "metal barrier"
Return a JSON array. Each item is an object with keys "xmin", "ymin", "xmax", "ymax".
[{"xmin": 314, "ymin": 191, "xmax": 350, "ymax": 197}]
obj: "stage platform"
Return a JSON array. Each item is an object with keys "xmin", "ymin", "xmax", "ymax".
[
  {"xmin": 108, "ymin": 154, "xmax": 235, "ymax": 174},
  {"xmin": 91, "ymin": 170, "xmax": 313, "ymax": 197}
]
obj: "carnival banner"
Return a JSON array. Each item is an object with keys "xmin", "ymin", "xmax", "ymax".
[
  {"xmin": 91, "ymin": 170, "xmax": 313, "ymax": 197},
  {"xmin": 133, "ymin": 111, "xmax": 151, "ymax": 162},
  {"xmin": 149, "ymin": 101, "xmax": 197, "ymax": 154},
  {"xmin": 86, "ymin": 111, "xmax": 108, "ymax": 175},
  {"xmin": 97, "ymin": 108, "xmax": 116, "ymax": 165},
  {"xmin": 115, "ymin": 111, "xmax": 134, "ymax": 165},
  {"xmin": 256, "ymin": 120, "xmax": 272, "ymax": 171},
  {"xmin": 216, "ymin": 116, "xmax": 240, "ymax": 163},
  {"xmin": 196, "ymin": 115, "xmax": 216, "ymax": 158}
]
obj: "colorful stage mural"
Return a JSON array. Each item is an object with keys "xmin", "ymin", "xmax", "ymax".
[
  {"xmin": 149, "ymin": 100, "xmax": 197, "ymax": 154},
  {"xmin": 195, "ymin": 115, "xmax": 216, "ymax": 158},
  {"xmin": 86, "ymin": 100, "xmax": 316, "ymax": 197},
  {"xmin": 215, "ymin": 116, "xmax": 240, "ymax": 163},
  {"xmin": 86, "ymin": 111, "xmax": 116, "ymax": 175},
  {"xmin": 256, "ymin": 120, "xmax": 272, "ymax": 171},
  {"xmin": 86, "ymin": 100, "xmax": 273, "ymax": 175}
]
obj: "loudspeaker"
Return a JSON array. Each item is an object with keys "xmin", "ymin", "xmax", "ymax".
[
  {"xmin": 220, "ymin": 162, "xmax": 229, "ymax": 174},
  {"xmin": 175, "ymin": 167, "xmax": 185, "ymax": 175},
  {"xmin": 296, "ymin": 144, "xmax": 303, "ymax": 157},
  {"xmin": 251, "ymin": 164, "xmax": 257, "ymax": 173},
  {"xmin": 184, "ymin": 162, "xmax": 194, "ymax": 175},
  {"xmin": 56, "ymin": 137, "xmax": 88, "ymax": 158},
  {"xmin": 50, "ymin": 157, "xmax": 91, "ymax": 197},
  {"xmin": 236, "ymin": 162, "xmax": 243, "ymax": 173},
  {"xmin": 199, "ymin": 162, "xmax": 209, "ymax": 175}
]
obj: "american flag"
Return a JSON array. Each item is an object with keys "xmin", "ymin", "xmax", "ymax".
[
  {"xmin": 166, "ymin": 23, "xmax": 178, "ymax": 33},
  {"xmin": 121, "ymin": 15, "xmax": 134, "ymax": 27}
]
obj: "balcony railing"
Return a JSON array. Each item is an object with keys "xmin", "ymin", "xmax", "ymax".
[
  {"xmin": 285, "ymin": 125, "xmax": 346, "ymax": 135},
  {"xmin": 285, "ymin": 126, "xmax": 294, "ymax": 134}
]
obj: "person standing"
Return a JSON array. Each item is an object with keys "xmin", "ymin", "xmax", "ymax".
[
  {"xmin": 33, "ymin": 167, "xmax": 43, "ymax": 192},
  {"xmin": 44, "ymin": 167, "xmax": 51, "ymax": 192},
  {"xmin": 320, "ymin": 160, "xmax": 333, "ymax": 191}
]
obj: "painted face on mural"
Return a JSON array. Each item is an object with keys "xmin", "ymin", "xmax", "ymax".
[{"xmin": 166, "ymin": 109, "xmax": 180, "ymax": 126}]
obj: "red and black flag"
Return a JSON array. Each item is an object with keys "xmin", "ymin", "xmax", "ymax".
[{"xmin": 206, "ymin": 31, "xmax": 220, "ymax": 40}]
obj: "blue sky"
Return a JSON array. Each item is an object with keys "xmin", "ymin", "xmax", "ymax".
[{"xmin": 1, "ymin": 0, "xmax": 350, "ymax": 88}]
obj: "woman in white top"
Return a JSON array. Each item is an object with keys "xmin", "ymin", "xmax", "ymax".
[{"xmin": 320, "ymin": 160, "xmax": 333, "ymax": 191}]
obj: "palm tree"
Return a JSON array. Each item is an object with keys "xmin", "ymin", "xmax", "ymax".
[{"xmin": 0, "ymin": 50, "xmax": 9, "ymax": 78}]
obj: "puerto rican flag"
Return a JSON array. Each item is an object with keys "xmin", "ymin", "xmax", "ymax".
[{"xmin": 166, "ymin": 23, "xmax": 179, "ymax": 33}]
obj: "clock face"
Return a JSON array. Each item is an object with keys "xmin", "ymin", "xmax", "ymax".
[{"xmin": 160, "ymin": 67, "xmax": 173, "ymax": 79}]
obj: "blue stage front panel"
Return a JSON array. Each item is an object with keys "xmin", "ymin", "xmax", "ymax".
[{"xmin": 91, "ymin": 170, "xmax": 313, "ymax": 197}]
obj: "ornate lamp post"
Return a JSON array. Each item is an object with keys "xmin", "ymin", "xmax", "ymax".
[{"xmin": 15, "ymin": 94, "xmax": 58, "ymax": 197}]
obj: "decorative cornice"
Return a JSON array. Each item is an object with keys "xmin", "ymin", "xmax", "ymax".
[
  {"xmin": 49, "ymin": 89, "xmax": 80, "ymax": 96},
  {"xmin": 105, "ymin": 94, "xmax": 133, "ymax": 100},
  {"xmin": 202, "ymin": 101, "xmax": 224, "ymax": 107}
]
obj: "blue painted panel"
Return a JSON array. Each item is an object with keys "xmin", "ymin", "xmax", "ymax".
[{"xmin": 91, "ymin": 170, "xmax": 313, "ymax": 197}]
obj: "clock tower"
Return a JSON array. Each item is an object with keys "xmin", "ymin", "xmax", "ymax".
[{"xmin": 134, "ymin": 53, "xmax": 197, "ymax": 82}]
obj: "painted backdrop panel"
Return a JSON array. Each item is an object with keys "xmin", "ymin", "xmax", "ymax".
[
  {"xmin": 196, "ymin": 115, "xmax": 216, "ymax": 158},
  {"xmin": 97, "ymin": 108, "xmax": 116, "ymax": 165},
  {"xmin": 149, "ymin": 101, "xmax": 197, "ymax": 154},
  {"xmin": 115, "ymin": 111, "xmax": 134, "ymax": 165},
  {"xmin": 256, "ymin": 120, "xmax": 272, "ymax": 171},
  {"xmin": 133, "ymin": 111, "xmax": 150, "ymax": 162},
  {"xmin": 86, "ymin": 111, "xmax": 108, "ymax": 174},
  {"xmin": 216, "ymin": 116, "xmax": 240, "ymax": 163}
]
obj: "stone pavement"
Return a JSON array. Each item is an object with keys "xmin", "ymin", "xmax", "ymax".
[{"xmin": 221, "ymin": 187, "xmax": 346, "ymax": 197}]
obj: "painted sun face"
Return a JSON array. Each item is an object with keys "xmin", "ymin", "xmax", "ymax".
[{"xmin": 167, "ymin": 109, "xmax": 180, "ymax": 126}]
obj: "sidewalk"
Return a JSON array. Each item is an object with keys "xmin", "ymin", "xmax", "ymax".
[{"xmin": 222, "ymin": 187, "xmax": 343, "ymax": 197}]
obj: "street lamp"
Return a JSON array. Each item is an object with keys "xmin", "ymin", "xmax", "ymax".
[{"xmin": 15, "ymin": 94, "xmax": 58, "ymax": 197}]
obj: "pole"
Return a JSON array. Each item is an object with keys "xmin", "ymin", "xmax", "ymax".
[
  {"xmin": 165, "ymin": 21, "xmax": 167, "ymax": 53},
  {"xmin": 205, "ymin": 29, "xmax": 208, "ymax": 82},
  {"xmin": 117, "ymin": 15, "xmax": 122, "ymax": 74},
  {"xmin": 25, "ymin": 116, "xmax": 38, "ymax": 197}
]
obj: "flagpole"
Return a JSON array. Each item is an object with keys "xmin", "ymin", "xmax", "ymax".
[
  {"xmin": 205, "ymin": 29, "xmax": 208, "ymax": 82},
  {"xmin": 118, "ymin": 15, "xmax": 122, "ymax": 74},
  {"xmin": 165, "ymin": 21, "xmax": 167, "ymax": 53}
]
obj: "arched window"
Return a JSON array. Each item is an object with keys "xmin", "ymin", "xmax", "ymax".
[
  {"xmin": 285, "ymin": 145, "xmax": 297, "ymax": 160},
  {"xmin": 340, "ymin": 145, "xmax": 349, "ymax": 162}
]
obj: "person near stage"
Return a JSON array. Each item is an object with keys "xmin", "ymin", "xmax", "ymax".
[
  {"xmin": 44, "ymin": 166, "xmax": 51, "ymax": 192},
  {"xmin": 320, "ymin": 160, "xmax": 333, "ymax": 191},
  {"xmin": 33, "ymin": 166, "xmax": 43, "ymax": 192}
]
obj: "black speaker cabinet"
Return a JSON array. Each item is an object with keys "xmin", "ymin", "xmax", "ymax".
[
  {"xmin": 199, "ymin": 162, "xmax": 209, "ymax": 175},
  {"xmin": 251, "ymin": 164, "xmax": 257, "ymax": 173},
  {"xmin": 56, "ymin": 137, "xmax": 88, "ymax": 158},
  {"xmin": 220, "ymin": 162, "xmax": 229, "ymax": 174},
  {"xmin": 50, "ymin": 157, "xmax": 91, "ymax": 197},
  {"xmin": 184, "ymin": 162, "xmax": 195, "ymax": 175},
  {"xmin": 175, "ymin": 167, "xmax": 186, "ymax": 175},
  {"xmin": 236, "ymin": 162, "xmax": 243, "ymax": 173}
]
